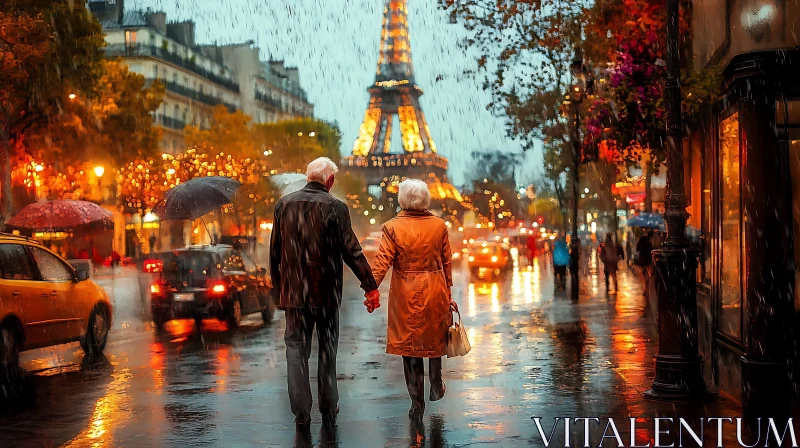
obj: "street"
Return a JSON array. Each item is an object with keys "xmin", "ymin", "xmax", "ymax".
[{"xmin": 0, "ymin": 252, "xmax": 741, "ymax": 447}]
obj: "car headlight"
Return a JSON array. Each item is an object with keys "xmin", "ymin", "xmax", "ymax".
[
  {"xmin": 452, "ymin": 252, "xmax": 460, "ymax": 259},
  {"xmin": 491, "ymin": 256, "xmax": 498, "ymax": 263},
  {"xmin": 468, "ymin": 256, "xmax": 475, "ymax": 262}
]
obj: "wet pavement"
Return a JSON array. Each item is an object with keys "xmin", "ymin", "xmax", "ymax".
[{"xmin": 0, "ymin": 251, "xmax": 744, "ymax": 447}]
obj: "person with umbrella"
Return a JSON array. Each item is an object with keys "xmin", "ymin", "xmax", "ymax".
[
  {"xmin": 269, "ymin": 157, "xmax": 380, "ymax": 428},
  {"xmin": 636, "ymin": 231, "xmax": 654, "ymax": 297}
]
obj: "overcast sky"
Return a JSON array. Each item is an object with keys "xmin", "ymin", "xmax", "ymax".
[{"xmin": 130, "ymin": 0, "xmax": 543, "ymax": 185}]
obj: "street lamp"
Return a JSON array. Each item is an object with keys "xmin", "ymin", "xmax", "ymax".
[
  {"xmin": 94, "ymin": 165, "xmax": 105, "ymax": 203},
  {"xmin": 567, "ymin": 45, "xmax": 587, "ymax": 301},
  {"xmin": 644, "ymin": 0, "xmax": 707, "ymax": 401}
]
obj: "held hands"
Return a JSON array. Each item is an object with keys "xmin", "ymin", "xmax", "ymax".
[{"xmin": 364, "ymin": 290, "xmax": 381, "ymax": 313}]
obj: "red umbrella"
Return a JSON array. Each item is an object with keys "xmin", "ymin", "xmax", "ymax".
[{"xmin": 6, "ymin": 200, "xmax": 113, "ymax": 231}]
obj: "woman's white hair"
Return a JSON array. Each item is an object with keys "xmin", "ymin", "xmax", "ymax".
[
  {"xmin": 306, "ymin": 157, "xmax": 339, "ymax": 183},
  {"xmin": 398, "ymin": 179, "xmax": 431, "ymax": 211}
]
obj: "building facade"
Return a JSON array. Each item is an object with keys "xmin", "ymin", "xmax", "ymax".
[
  {"xmin": 688, "ymin": 0, "xmax": 800, "ymax": 417},
  {"xmin": 88, "ymin": 0, "xmax": 314, "ymax": 154}
]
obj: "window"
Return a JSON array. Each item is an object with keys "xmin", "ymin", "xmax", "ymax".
[
  {"xmin": 29, "ymin": 248, "xmax": 72, "ymax": 281},
  {"xmin": 222, "ymin": 250, "xmax": 246, "ymax": 272},
  {"xmin": 718, "ymin": 112, "xmax": 741, "ymax": 339},
  {"xmin": 702, "ymin": 127, "xmax": 713, "ymax": 284},
  {"xmin": 0, "ymin": 244, "xmax": 34, "ymax": 280},
  {"xmin": 162, "ymin": 69, "xmax": 167, "ymax": 79},
  {"xmin": 124, "ymin": 30, "xmax": 136, "ymax": 46},
  {"xmin": 172, "ymin": 73, "xmax": 178, "ymax": 84}
]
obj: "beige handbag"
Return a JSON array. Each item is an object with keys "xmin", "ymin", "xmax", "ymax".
[{"xmin": 446, "ymin": 310, "xmax": 471, "ymax": 358}]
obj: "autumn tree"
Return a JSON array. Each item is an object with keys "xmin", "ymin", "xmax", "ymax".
[
  {"xmin": 441, "ymin": 0, "xmax": 589, "ymax": 222},
  {"xmin": 0, "ymin": 0, "xmax": 105, "ymax": 218},
  {"xmin": 184, "ymin": 105, "xmax": 258, "ymax": 157},
  {"xmin": 255, "ymin": 118, "xmax": 342, "ymax": 173},
  {"xmin": 26, "ymin": 59, "xmax": 165, "ymax": 170}
]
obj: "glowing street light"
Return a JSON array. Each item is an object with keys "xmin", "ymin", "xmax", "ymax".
[
  {"xmin": 94, "ymin": 166, "xmax": 105, "ymax": 178},
  {"xmin": 68, "ymin": 93, "xmax": 77, "ymax": 100}
]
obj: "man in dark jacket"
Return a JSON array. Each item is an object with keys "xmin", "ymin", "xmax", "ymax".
[{"xmin": 270, "ymin": 157, "xmax": 379, "ymax": 427}]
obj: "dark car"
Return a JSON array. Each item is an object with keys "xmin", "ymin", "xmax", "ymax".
[{"xmin": 149, "ymin": 244, "xmax": 275, "ymax": 330}]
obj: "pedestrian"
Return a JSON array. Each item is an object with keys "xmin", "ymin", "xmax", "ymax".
[
  {"xmin": 636, "ymin": 232, "xmax": 654, "ymax": 297},
  {"xmin": 625, "ymin": 232, "xmax": 633, "ymax": 269},
  {"xmin": 368, "ymin": 179, "xmax": 458, "ymax": 420},
  {"xmin": 526, "ymin": 234, "xmax": 537, "ymax": 265},
  {"xmin": 599, "ymin": 234, "xmax": 620, "ymax": 293},
  {"xmin": 552, "ymin": 236, "xmax": 569, "ymax": 289},
  {"xmin": 148, "ymin": 234, "xmax": 157, "ymax": 254},
  {"xmin": 269, "ymin": 157, "xmax": 380, "ymax": 428}
]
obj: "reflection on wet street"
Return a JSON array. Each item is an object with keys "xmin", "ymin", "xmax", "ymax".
[{"xmin": 0, "ymin": 254, "xmax": 735, "ymax": 447}]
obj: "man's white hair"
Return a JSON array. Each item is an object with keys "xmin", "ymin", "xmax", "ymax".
[
  {"xmin": 398, "ymin": 179, "xmax": 431, "ymax": 211},
  {"xmin": 306, "ymin": 157, "xmax": 339, "ymax": 183}
]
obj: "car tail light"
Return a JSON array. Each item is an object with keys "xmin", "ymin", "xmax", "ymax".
[
  {"xmin": 150, "ymin": 282, "xmax": 164, "ymax": 298},
  {"xmin": 209, "ymin": 282, "xmax": 227, "ymax": 295},
  {"xmin": 144, "ymin": 259, "xmax": 163, "ymax": 273}
]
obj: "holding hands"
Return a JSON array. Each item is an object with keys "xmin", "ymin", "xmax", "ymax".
[{"xmin": 364, "ymin": 290, "xmax": 380, "ymax": 313}]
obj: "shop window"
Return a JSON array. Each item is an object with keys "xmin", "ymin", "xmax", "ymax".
[
  {"xmin": 718, "ymin": 112, "xmax": 741, "ymax": 339},
  {"xmin": 702, "ymin": 129, "xmax": 713, "ymax": 284}
]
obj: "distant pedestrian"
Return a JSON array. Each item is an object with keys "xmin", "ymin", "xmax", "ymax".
[
  {"xmin": 636, "ymin": 232, "xmax": 654, "ymax": 297},
  {"xmin": 148, "ymin": 234, "xmax": 157, "ymax": 254},
  {"xmin": 552, "ymin": 236, "xmax": 569, "ymax": 289},
  {"xmin": 599, "ymin": 234, "xmax": 620, "ymax": 293},
  {"xmin": 369, "ymin": 179, "xmax": 458, "ymax": 420},
  {"xmin": 270, "ymin": 157, "xmax": 379, "ymax": 428},
  {"xmin": 625, "ymin": 232, "xmax": 633, "ymax": 269},
  {"xmin": 526, "ymin": 235, "xmax": 537, "ymax": 265}
]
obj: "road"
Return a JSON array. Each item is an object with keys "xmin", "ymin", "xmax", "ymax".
[{"xmin": 0, "ymin": 252, "xmax": 740, "ymax": 447}]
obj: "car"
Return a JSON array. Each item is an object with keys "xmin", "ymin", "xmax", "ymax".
[
  {"xmin": 0, "ymin": 233, "xmax": 112, "ymax": 374},
  {"xmin": 467, "ymin": 241, "xmax": 510, "ymax": 276},
  {"xmin": 361, "ymin": 236, "xmax": 381, "ymax": 260},
  {"xmin": 149, "ymin": 244, "xmax": 274, "ymax": 330}
]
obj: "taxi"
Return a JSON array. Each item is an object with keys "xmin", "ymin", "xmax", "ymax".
[
  {"xmin": 0, "ymin": 233, "xmax": 112, "ymax": 375},
  {"xmin": 467, "ymin": 240, "xmax": 510, "ymax": 276}
]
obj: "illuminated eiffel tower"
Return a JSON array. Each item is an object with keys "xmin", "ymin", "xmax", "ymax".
[{"xmin": 343, "ymin": 0, "xmax": 456, "ymax": 219}]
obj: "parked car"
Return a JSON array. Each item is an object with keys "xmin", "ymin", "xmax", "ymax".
[
  {"xmin": 467, "ymin": 241, "xmax": 510, "ymax": 277},
  {"xmin": 149, "ymin": 244, "xmax": 274, "ymax": 330},
  {"xmin": 0, "ymin": 233, "xmax": 112, "ymax": 374}
]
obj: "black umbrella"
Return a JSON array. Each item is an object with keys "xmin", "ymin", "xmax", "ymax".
[{"xmin": 153, "ymin": 176, "xmax": 242, "ymax": 220}]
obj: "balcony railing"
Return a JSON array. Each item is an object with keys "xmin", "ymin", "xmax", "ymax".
[
  {"xmin": 155, "ymin": 79, "xmax": 237, "ymax": 112},
  {"xmin": 106, "ymin": 44, "xmax": 240, "ymax": 93},
  {"xmin": 255, "ymin": 91, "xmax": 311, "ymax": 117},
  {"xmin": 157, "ymin": 115, "xmax": 186, "ymax": 130}
]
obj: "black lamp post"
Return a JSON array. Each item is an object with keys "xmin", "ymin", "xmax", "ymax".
[
  {"xmin": 568, "ymin": 47, "xmax": 587, "ymax": 302},
  {"xmin": 644, "ymin": 0, "xmax": 707, "ymax": 400}
]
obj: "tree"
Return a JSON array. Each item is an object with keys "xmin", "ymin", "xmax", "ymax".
[
  {"xmin": 184, "ymin": 105, "xmax": 258, "ymax": 157},
  {"xmin": 25, "ymin": 59, "xmax": 165, "ymax": 170},
  {"xmin": 441, "ymin": 0, "xmax": 588, "ymax": 225},
  {"xmin": 465, "ymin": 151, "xmax": 525, "ymax": 226},
  {"xmin": 0, "ymin": 0, "xmax": 105, "ymax": 218},
  {"xmin": 256, "ymin": 118, "xmax": 342, "ymax": 173}
]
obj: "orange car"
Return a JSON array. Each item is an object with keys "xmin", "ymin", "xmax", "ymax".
[
  {"xmin": 467, "ymin": 241, "xmax": 510, "ymax": 276},
  {"xmin": 0, "ymin": 233, "xmax": 112, "ymax": 374}
]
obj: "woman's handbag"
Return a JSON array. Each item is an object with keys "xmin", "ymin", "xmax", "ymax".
[{"xmin": 446, "ymin": 310, "xmax": 471, "ymax": 358}]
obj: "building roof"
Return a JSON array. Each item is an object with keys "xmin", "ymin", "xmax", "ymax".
[{"xmin": 100, "ymin": 10, "xmax": 147, "ymax": 29}]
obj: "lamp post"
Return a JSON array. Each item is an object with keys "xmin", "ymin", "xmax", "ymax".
[
  {"xmin": 568, "ymin": 46, "xmax": 587, "ymax": 302},
  {"xmin": 644, "ymin": 0, "xmax": 707, "ymax": 400},
  {"xmin": 94, "ymin": 165, "xmax": 105, "ymax": 203}
]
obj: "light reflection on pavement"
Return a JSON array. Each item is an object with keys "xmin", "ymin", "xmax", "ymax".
[{"xmin": 0, "ymin": 253, "xmax": 739, "ymax": 447}]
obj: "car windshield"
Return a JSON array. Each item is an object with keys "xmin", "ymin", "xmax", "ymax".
[{"xmin": 162, "ymin": 251, "xmax": 220, "ymax": 286}]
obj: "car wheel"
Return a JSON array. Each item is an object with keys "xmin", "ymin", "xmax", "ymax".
[
  {"xmin": 0, "ymin": 323, "xmax": 21, "ymax": 380},
  {"xmin": 226, "ymin": 298, "xmax": 242, "ymax": 329},
  {"xmin": 82, "ymin": 306, "xmax": 109, "ymax": 358},
  {"xmin": 261, "ymin": 296, "xmax": 276, "ymax": 324},
  {"xmin": 152, "ymin": 309, "xmax": 168, "ymax": 332}
]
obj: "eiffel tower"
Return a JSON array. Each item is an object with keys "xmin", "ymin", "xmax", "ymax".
[{"xmin": 343, "ymin": 0, "xmax": 452, "ymax": 213}]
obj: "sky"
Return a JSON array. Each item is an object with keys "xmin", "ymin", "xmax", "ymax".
[{"xmin": 129, "ymin": 0, "xmax": 543, "ymax": 185}]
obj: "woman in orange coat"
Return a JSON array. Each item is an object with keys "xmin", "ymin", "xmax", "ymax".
[{"xmin": 370, "ymin": 179, "xmax": 459, "ymax": 419}]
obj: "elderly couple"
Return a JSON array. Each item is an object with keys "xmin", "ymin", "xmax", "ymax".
[{"xmin": 269, "ymin": 157, "xmax": 459, "ymax": 427}]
